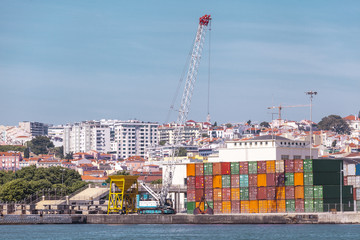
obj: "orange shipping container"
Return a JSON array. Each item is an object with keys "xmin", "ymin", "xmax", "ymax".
[
  {"xmin": 267, "ymin": 200, "xmax": 277, "ymax": 213},
  {"xmin": 249, "ymin": 200, "xmax": 259, "ymax": 213},
  {"xmin": 258, "ymin": 200, "xmax": 268, "ymax": 213},
  {"xmin": 222, "ymin": 201, "xmax": 231, "ymax": 214},
  {"xmin": 213, "ymin": 162, "xmax": 222, "ymax": 175},
  {"xmin": 295, "ymin": 186, "xmax": 304, "ymax": 199},
  {"xmin": 257, "ymin": 174, "xmax": 267, "ymax": 187},
  {"xmin": 195, "ymin": 201, "xmax": 205, "ymax": 212},
  {"xmin": 277, "ymin": 200, "xmax": 286, "ymax": 213},
  {"xmin": 241, "ymin": 201, "xmax": 250, "ymax": 213},
  {"xmin": 187, "ymin": 164, "xmax": 195, "ymax": 177},
  {"xmin": 213, "ymin": 188, "xmax": 222, "ymax": 201},
  {"xmin": 231, "ymin": 188, "xmax": 240, "ymax": 201},
  {"xmin": 276, "ymin": 187, "xmax": 285, "ymax": 200},
  {"xmin": 266, "ymin": 161, "xmax": 275, "ymax": 173},
  {"xmin": 294, "ymin": 172, "xmax": 304, "ymax": 186},
  {"xmin": 213, "ymin": 175, "xmax": 222, "ymax": 189}
]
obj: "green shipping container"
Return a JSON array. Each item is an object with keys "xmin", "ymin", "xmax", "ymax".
[
  {"xmin": 314, "ymin": 186, "xmax": 323, "ymax": 199},
  {"xmin": 304, "ymin": 173, "xmax": 313, "ymax": 186},
  {"xmin": 206, "ymin": 201, "xmax": 214, "ymax": 210},
  {"xmin": 240, "ymin": 187, "xmax": 249, "ymax": 200},
  {"xmin": 248, "ymin": 161, "xmax": 257, "ymax": 174},
  {"xmin": 187, "ymin": 202, "xmax": 196, "ymax": 214},
  {"xmin": 231, "ymin": 162, "xmax": 240, "ymax": 175},
  {"xmin": 304, "ymin": 186, "xmax": 314, "ymax": 199},
  {"xmin": 222, "ymin": 175, "xmax": 231, "ymax": 188},
  {"xmin": 314, "ymin": 199, "xmax": 323, "ymax": 212},
  {"xmin": 313, "ymin": 172, "xmax": 342, "ymax": 186},
  {"xmin": 304, "ymin": 199, "xmax": 314, "ymax": 212},
  {"xmin": 286, "ymin": 199, "xmax": 295, "ymax": 212},
  {"xmin": 322, "ymin": 185, "xmax": 353, "ymax": 199},
  {"xmin": 323, "ymin": 198, "xmax": 354, "ymax": 212},
  {"xmin": 240, "ymin": 175, "xmax": 249, "ymax": 187},
  {"xmin": 204, "ymin": 163, "xmax": 213, "ymax": 175},
  {"xmin": 285, "ymin": 173, "xmax": 294, "ymax": 186},
  {"xmin": 313, "ymin": 159, "xmax": 342, "ymax": 173},
  {"xmin": 303, "ymin": 159, "xmax": 313, "ymax": 172}
]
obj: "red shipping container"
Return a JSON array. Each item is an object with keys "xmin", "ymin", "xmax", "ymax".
[
  {"xmin": 285, "ymin": 160, "xmax": 294, "ymax": 173},
  {"xmin": 257, "ymin": 187, "xmax": 267, "ymax": 200},
  {"xmin": 195, "ymin": 189, "xmax": 204, "ymax": 202},
  {"xmin": 222, "ymin": 188, "xmax": 231, "ymax": 201},
  {"xmin": 195, "ymin": 163, "xmax": 204, "ymax": 176},
  {"xmin": 249, "ymin": 174, "xmax": 258, "ymax": 186},
  {"xmin": 344, "ymin": 176, "xmax": 348, "ymax": 186},
  {"xmin": 204, "ymin": 176, "xmax": 213, "ymax": 189},
  {"xmin": 266, "ymin": 173, "xmax": 276, "ymax": 186},
  {"xmin": 294, "ymin": 159, "xmax": 304, "ymax": 173},
  {"xmin": 249, "ymin": 186, "xmax": 258, "ymax": 200},
  {"xmin": 187, "ymin": 176, "xmax": 196, "ymax": 190},
  {"xmin": 285, "ymin": 186, "xmax": 295, "ymax": 199},
  {"xmin": 205, "ymin": 188, "xmax": 213, "ymax": 202},
  {"xmin": 267, "ymin": 187, "xmax": 276, "ymax": 200},
  {"xmin": 276, "ymin": 173, "xmax": 286, "ymax": 186},
  {"xmin": 187, "ymin": 189, "xmax": 195, "ymax": 202},
  {"xmin": 239, "ymin": 161, "xmax": 249, "ymax": 174},
  {"xmin": 214, "ymin": 201, "xmax": 222, "ymax": 214},
  {"xmin": 231, "ymin": 201, "xmax": 240, "ymax": 213},
  {"xmin": 213, "ymin": 162, "xmax": 222, "ymax": 175},
  {"xmin": 295, "ymin": 199, "xmax": 304, "ymax": 213},
  {"xmin": 257, "ymin": 161, "xmax": 267, "ymax": 174},
  {"xmin": 221, "ymin": 162, "xmax": 231, "ymax": 175},
  {"xmin": 231, "ymin": 175, "xmax": 240, "ymax": 188},
  {"xmin": 195, "ymin": 176, "xmax": 204, "ymax": 189}
]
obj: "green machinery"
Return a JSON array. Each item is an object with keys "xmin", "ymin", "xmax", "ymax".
[{"xmin": 107, "ymin": 175, "xmax": 139, "ymax": 214}]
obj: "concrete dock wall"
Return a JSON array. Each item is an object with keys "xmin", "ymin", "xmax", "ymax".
[{"xmin": 1, "ymin": 213, "xmax": 360, "ymax": 224}]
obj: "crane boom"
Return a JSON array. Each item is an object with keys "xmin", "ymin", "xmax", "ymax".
[{"xmin": 159, "ymin": 14, "xmax": 212, "ymax": 206}]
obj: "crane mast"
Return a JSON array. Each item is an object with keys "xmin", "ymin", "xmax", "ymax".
[{"xmin": 159, "ymin": 14, "xmax": 212, "ymax": 206}]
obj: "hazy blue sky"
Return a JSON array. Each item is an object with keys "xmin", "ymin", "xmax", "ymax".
[{"xmin": 1, "ymin": 0, "xmax": 359, "ymax": 125}]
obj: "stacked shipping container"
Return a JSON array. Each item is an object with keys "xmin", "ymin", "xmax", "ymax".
[{"xmin": 186, "ymin": 159, "xmax": 351, "ymax": 214}]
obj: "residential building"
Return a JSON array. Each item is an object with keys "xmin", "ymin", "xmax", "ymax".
[
  {"xmin": 0, "ymin": 152, "xmax": 22, "ymax": 170},
  {"xmin": 48, "ymin": 125, "xmax": 64, "ymax": 147},
  {"xmin": 19, "ymin": 121, "xmax": 48, "ymax": 136}
]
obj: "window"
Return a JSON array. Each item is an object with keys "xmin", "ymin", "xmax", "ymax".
[
  {"xmin": 294, "ymin": 155, "xmax": 301, "ymax": 160},
  {"xmin": 281, "ymin": 155, "xmax": 289, "ymax": 160}
]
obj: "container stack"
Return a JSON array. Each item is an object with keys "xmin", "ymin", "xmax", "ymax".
[
  {"xmin": 342, "ymin": 162, "xmax": 359, "ymax": 211},
  {"xmin": 186, "ymin": 159, "xmax": 352, "ymax": 214}
]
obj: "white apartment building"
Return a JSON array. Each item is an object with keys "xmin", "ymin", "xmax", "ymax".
[
  {"xmin": 48, "ymin": 125, "xmax": 65, "ymax": 147},
  {"xmin": 158, "ymin": 124, "xmax": 201, "ymax": 145},
  {"xmin": 209, "ymin": 135, "xmax": 318, "ymax": 162},
  {"xmin": 63, "ymin": 121, "xmax": 110, "ymax": 154},
  {"xmin": 19, "ymin": 121, "xmax": 48, "ymax": 136},
  {"xmin": 113, "ymin": 120, "xmax": 158, "ymax": 159}
]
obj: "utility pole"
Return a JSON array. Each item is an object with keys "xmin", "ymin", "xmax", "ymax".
[{"xmin": 305, "ymin": 91, "xmax": 317, "ymax": 159}]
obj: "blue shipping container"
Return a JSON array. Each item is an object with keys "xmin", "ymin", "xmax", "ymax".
[{"xmin": 356, "ymin": 164, "xmax": 360, "ymax": 176}]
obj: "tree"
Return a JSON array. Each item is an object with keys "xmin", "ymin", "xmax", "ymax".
[
  {"xmin": 332, "ymin": 140, "xmax": 337, "ymax": 148},
  {"xmin": 24, "ymin": 148, "xmax": 30, "ymax": 158},
  {"xmin": 151, "ymin": 179, "xmax": 162, "ymax": 184},
  {"xmin": 177, "ymin": 147, "xmax": 187, "ymax": 157},
  {"xmin": 213, "ymin": 121, "xmax": 217, "ymax": 127},
  {"xmin": 26, "ymin": 136, "xmax": 54, "ymax": 155},
  {"xmin": 65, "ymin": 152, "xmax": 73, "ymax": 160},
  {"xmin": 260, "ymin": 121, "xmax": 270, "ymax": 128},
  {"xmin": 247, "ymin": 120, "xmax": 252, "ymax": 126},
  {"xmin": 201, "ymin": 133, "xmax": 209, "ymax": 138},
  {"xmin": 225, "ymin": 123, "xmax": 233, "ymax": 128},
  {"xmin": 0, "ymin": 145, "xmax": 26, "ymax": 152},
  {"xmin": 54, "ymin": 146, "xmax": 64, "ymax": 159},
  {"xmin": 317, "ymin": 115, "xmax": 351, "ymax": 134},
  {"xmin": 159, "ymin": 140, "xmax": 166, "ymax": 146}
]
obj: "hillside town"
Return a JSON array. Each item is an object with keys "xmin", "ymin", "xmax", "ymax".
[{"xmin": 1, "ymin": 114, "xmax": 359, "ymax": 184}]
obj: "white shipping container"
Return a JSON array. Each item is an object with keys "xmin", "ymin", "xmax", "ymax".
[
  {"xmin": 275, "ymin": 160, "xmax": 284, "ymax": 173},
  {"xmin": 344, "ymin": 164, "xmax": 356, "ymax": 176},
  {"xmin": 356, "ymin": 188, "xmax": 360, "ymax": 200},
  {"xmin": 348, "ymin": 176, "xmax": 356, "ymax": 186},
  {"xmin": 139, "ymin": 201, "xmax": 159, "ymax": 208},
  {"xmin": 356, "ymin": 176, "xmax": 360, "ymax": 188}
]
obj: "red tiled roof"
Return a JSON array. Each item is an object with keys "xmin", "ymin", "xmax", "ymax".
[
  {"xmin": 344, "ymin": 115, "xmax": 356, "ymax": 121},
  {"xmin": 81, "ymin": 175, "xmax": 107, "ymax": 181}
]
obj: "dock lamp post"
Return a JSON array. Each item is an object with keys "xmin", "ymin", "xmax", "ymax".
[{"xmin": 305, "ymin": 91, "xmax": 317, "ymax": 160}]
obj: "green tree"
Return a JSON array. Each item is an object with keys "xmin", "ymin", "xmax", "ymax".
[
  {"xmin": 331, "ymin": 140, "xmax": 337, "ymax": 148},
  {"xmin": 65, "ymin": 152, "xmax": 73, "ymax": 160},
  {"xmin": 317, "ymin": 115, "xmax": 351, "ymax": 134},
  {"xmin": 54, "ymin": 146, "xmax": 64, "ymax": 159},
  {"xmin": 213, "ymin": 121, "xmax": 217, "ymax": 127},
  {"xmin": 201, "ymin": 133, "xmax": 209, "ymax": 138},
  {"xmin": 159, "ymin": 140, "xmax": 166, "ymax": 146},
  {"xmin": 260, "ymin": 121, "xmax": 270, "ymax": 128},
  {"xmin": 24, "ymin": 147, "xmax": 30, "ymax": 158},
  {"xmin": 151, "ymin": 179, "xmax": 162, "ymax": 184},
  {"xmin": 247, "ymin": 120, "xmax": 252, "ymax": 126},
  {"xmin": 26, "ymin": 136, "xmax": 54, "ymax": 155},
  {"xmin": 177, "ymin": 147, "xmax": 187, "ymax": 157},
  {"xmin": 0, "ymin": 179, "xmax": 32, "ymax": 202},
  {"xmin": 0, "ymin": 145, "xmax": 26, "ymax": 152},
  {"xmin": 225, "ymin": 123, "xmax": 233, "ymax": 128}
]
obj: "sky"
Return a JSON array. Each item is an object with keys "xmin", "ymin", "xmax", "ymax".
[{"xmin": 1, "ymin": 0, "xmax": 360, "ymax": 126}]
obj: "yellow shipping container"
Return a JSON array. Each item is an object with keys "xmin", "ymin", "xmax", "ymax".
[
  {"xmin": 231, "ymin": 188, "xmax": 240, "ymax": 201},
  {"xmin": 222, "ymin": 201, "xmax": 231, "ymax": 214},
  {"xmin": 195, "ymin": 201, "xmax": 205, "ymax": 212},
  {"xmin": 267, "ymin": 200, "xmax": 277, "ymax": 213},
  {"xmin": 249, "ymin": 200, "xmax": 259, "ymax": 213},
  {"xmin": 257, "ymin": 174, "xmax": 267, "ymax": 187},
  {"xmin": 258, "ymin": 200, "xmax": 268, "ymax": 213},
  {"xmin": 266, "ymin": 161, "xmax": 275, "ymax": 173},
  {"xmin": 187, "ymin": 164, "xmax": 196, "ymax": 177},
  {"xmin": 213, "ymin": 175, "xmax": 222, "ymax": 189},
  {"xmin": 241, "ymin": 201, "xmax": 250, "ymax": 213},
  {"xmin": 277, "ymin": 200, "xmax": 286, "ymax": 213},
  {"xmin": 294, "ymin": 172, "xmax": 304, "ymax": 186},
  {"xmin": 213, "ymin": 188, "xmax": 222, "ymax": 201},
  {"xmin": 276, "ymin": 187, "xmax": 285, "ymax": 200}
]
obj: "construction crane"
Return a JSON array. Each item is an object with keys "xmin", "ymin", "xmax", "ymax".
[
  {"xmin": 139, "ymin": 14, "xmax": 212, "ymax": 214},
  {"xmin": 267, "ymin": 104, "xmax": 310, "ymax": 122}
]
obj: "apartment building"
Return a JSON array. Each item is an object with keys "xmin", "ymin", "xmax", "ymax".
[
  {"xmin": 158, "ymin": 124, "xmax": 201, "ymax": 145},
  {"xmin": 19, "ymin": 121, "xmax": 48, "ymax": 136},
  {"xmin": 0, "ymin": 152, "xmax": 22, "ymax": 170}
]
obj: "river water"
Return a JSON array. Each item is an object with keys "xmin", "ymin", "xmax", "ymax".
[{"xmin": 1, "ymin": 224, "xmax": 360, "ymax": 240}]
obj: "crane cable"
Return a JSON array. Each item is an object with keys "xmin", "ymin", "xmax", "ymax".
[{"xmin": 207, "ymin": 21, "xmax": 211, "ymax": 122}]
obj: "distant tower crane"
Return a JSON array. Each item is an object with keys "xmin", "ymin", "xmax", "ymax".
[
  {"xmin": 139, "ymin": 15, "xmax": 212, "ymax": 214},
  {"xmin": 267, "ymin": 104, "xmax": 310, "ymax": 122}
]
